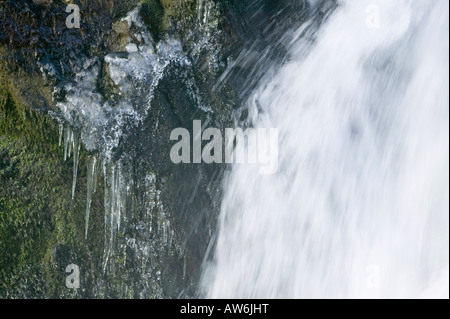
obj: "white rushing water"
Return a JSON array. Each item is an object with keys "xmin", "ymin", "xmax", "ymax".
[{"xmin": 204, "ymin": 0, "xmax": 449, "ymax": 298}]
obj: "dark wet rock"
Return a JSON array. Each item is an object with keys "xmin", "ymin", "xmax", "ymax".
[{"xmin": 140, "ymin": 0, "xmax": 164, "ymax": 41}]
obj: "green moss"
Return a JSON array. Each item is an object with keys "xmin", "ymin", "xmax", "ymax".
[
  {"xmin": 160, "ymin": 0, "xmax": 197, "ymax": 20},
  {"xmin": 0, "ymin": 63, "xmax": 105, "ymax": 298},
  {"xmin": 140, "ymin": 0, "xmax": 165, "ymax": 41},
  {"xmin": 0, "ymin": 84, "xmax": 56, "ymax": 153},
  {"xmin": 139, "ymin": 0, "xmax": 198, "ymax": 42}
]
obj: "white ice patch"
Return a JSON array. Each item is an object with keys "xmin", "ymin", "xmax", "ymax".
[{"xmin": 55, "ymin": 8, "xmax": 189, "ymax": 161}]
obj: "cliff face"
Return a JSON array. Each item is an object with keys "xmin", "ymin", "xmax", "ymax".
[{"xmin": 0, "ymin": 0, "xmax": 314, "ymax": 298}]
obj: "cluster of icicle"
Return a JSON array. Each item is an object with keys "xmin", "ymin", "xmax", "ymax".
[
  {"xmin": 59, "ymin": 123, "xmax": 126, "ymax": 272},
  {"xmin": 58, "ymin": 123, "xmax": 173, "ymax": 274},
  {"xmin": 59, "ymin": 124, "xmax": 97, "ymax": 240}
]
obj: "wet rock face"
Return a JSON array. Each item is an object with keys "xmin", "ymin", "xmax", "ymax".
[
  {"xmin": 0, "ymin": 0, "xmax": 138, "ymax": 115},
  {"xmin": 119, "ymin": 59, "xmax": 234, "ymax": 297},
  {"xmin": 0, "ymin": 0, "xmax": 327, "ymax": 298},
  {"xmin": 140, "ymin": 0, "xmax": 164, "ymax": 41}
]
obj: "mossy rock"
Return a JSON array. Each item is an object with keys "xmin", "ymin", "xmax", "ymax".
[
  {"xmin": 139, "ymin": 0, "xmax": 198, "ymax": 42},
  {"xmin": 0, "ymin": 59, "xmax": 55, "ymax": 152},
  {"xmin": 140, "ymin": 0, "xmax": 165, "ymax": 41},
  {"xmin": 1, "ymin": 61, "xmax": 105, "ymax": 298}
]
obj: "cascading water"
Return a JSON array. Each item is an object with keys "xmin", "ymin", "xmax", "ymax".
[{"xmin": 203, "ymin": 0, "xmax": 449, "ymax": 298}]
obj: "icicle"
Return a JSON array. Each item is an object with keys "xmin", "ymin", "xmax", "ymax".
[
  {"xmin": 92, "ymin": 158, "xmax": 98, "ymax": 194},
  {"xmin": 115, "ymin": 162, "xmax": 121, "ymax": 232},
  {"xmin": 85, "ymin": 155, "xmax": 97, "ymax": 239},
  {"xmin": 100, "ymin": 160, "xmax": 128, "ymax": 271},
  {"xmin": 198, "ymin": 0, "xmax": 205, "ymax": 22},
  {"xmin": 119, "ymin": 174, "xmax": 128, "ymax": 233},
  {"xmin": 103, "ymin": 162, "xmax": 117, "ymax": 272},
  {"xmin": 110, "ymin": 164, "xmax": 116, "ymax": 238},
  {"xmin": 109, "ymin": 164, "xmax": 115, "ymax": 255},
  {"xmin": 203, "ymin": 1, "xmax": 210, "ymax": 26},
  {"xmin": 103, "ymin": 162, "xmax": 112, "ymax": 272},
  {"xmin": 144, "ymin": 173, "xmax": 156, "ymax": 224},
  {"xmin": 169, "ymin": 230, "xmax": 174, "ymax": 248},
  {"xmin": 68, "ymin": 130, "xmax": 73, "ymax": 159},
  {"xmin": 63, "ymin": 126, "xmax": 72, "ymax": 161},
  {"xmin": 162, "ymin": 220, "xmax": 168, "ymax": 244},
  {"xmin": 183, "ymin": 254, "xmax": 186, "ymax": 279},
  {"xmin": 58, "ymin": 124, "xmax": 63, "ymax": 147},
  {"xmin": 71, "ymin": 133, "xmax": 80, "ymax": 200},
  {"xmin": 156, "ymin": 190, "xmax": 163, "ymax": 234}
]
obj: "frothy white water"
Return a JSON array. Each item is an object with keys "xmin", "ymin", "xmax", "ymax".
[{"xmin": 203, "ymin": 0, "xmax": 449, "ymax": 298}]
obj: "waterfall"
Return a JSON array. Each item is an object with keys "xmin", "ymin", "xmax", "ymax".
[{"xmin": 203, "ymin": 0, "xmax": 449, "ymax": 298}]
